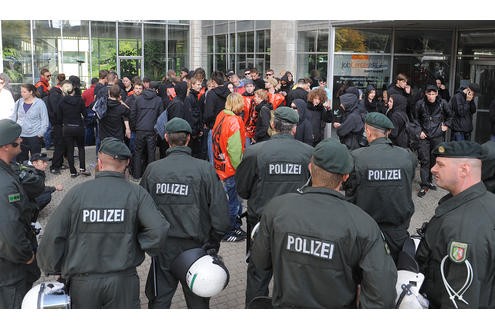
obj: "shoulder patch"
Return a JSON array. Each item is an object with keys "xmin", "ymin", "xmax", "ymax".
[
  {"xmin": 8, "ymin": 193, "xmax": 21, "ymax": 203},
  {"xmin": 449, "ymin": 241, "xmax": 468, "ymax": 263}
]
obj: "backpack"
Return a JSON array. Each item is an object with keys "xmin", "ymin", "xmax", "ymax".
[{"xmin": 91, "ymin": 94, "xmax": 108, "ymax": 120}]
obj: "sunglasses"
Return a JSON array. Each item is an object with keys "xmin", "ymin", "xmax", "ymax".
[
  {"xmin": 245, "ymin": 73, "xmax": 251, "ymax": 76},
  {"xmin": 266, "ymin": 73, "xmax": 273, "ymax": 76}
]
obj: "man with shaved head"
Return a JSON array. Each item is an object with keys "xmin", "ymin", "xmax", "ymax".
[{"xmin": 416, "ymin": 140, "xmax": 495, "ymax": 308}]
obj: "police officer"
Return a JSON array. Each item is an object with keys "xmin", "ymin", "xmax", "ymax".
[
  {"xmin": 235, "ymin": 106, "xmax": 313, "ymax": 306},
  {"xmin": 344, "ymin": 112, "xmax": 417, "ymax": 264},
  {"xmin": 38, "ymin": 137, "xmax": 169, "ymax": 309},
  {"xmin": 416, "ymin": 141, "xmax": 495, "ymax": 308},
  {"xmin": 140, "ymin": 118, "xmax": 230, "ymax": 309},
  {"xmin": 251, "ymin": 138, "xmax": 397, "ymax": 308},
  {"xmin": 0, "ymin": 119, "xmax": 40, "ymax": 308}
]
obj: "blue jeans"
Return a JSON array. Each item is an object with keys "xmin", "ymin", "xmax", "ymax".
[
  {"xmin": 223, "ymin": 176, "xmax": 242, "ymax": 231},
  {"xmin": 207, "ymin": 129, "xmax": 213, "ymax": 165},
  {"xmin": 452, "ymin": 131, "xmax": 471, "ymax": 141},
  {"xmin": 44, "ymin": 122, "xmax": 52, "ymax": 149}
]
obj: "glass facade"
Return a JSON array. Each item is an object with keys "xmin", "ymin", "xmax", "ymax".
[
  {"xmin": 1, "ymin": 20, "xmax": 189, "ymax": 97},
  {"xmin": 203, "ymin": 20, "xmax": 270, "ymax": 75},
  {"xmin": 297, "ymin": 27, "xmax": 329, "ymax": 80}
]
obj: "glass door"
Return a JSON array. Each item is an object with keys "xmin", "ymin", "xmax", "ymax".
[{"xmin": 470, "ymin": 61, "xmax": 495, "ymax": 142}]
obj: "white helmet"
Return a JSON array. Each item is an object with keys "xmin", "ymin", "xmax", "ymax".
[
  {"xmin": 21, "ymin": 281, "xmax": 71, "ymax": 309},
  {"xmin": 171, "ymin": 248, "xmax": 229, "ymax": 298}
]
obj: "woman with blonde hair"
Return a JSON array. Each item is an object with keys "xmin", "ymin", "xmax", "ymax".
[{"xmin": 212, "ymin": 92, "xmax": 247, "ymax": 242}]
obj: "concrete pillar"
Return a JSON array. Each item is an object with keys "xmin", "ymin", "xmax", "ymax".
[
  {"xmin": 189, "ymin": 20, "xmax": 205, "ymax": 70},
  {"xmin": 269, "ymin": 20, "xmax": 297, "ymax": 77}
]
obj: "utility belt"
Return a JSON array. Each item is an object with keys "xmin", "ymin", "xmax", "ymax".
[{"xmin": 71, "ymin": 267, "xmax": 137, "ymax": 279}]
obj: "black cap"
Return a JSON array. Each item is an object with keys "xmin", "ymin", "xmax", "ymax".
[
  {"xmin": 165, "ymin": 117, "xmax": 192, "ymax": 134},
  {"xmin": 0, "ymin": 119, "xmax": 22, "ymax": 146},
  {"xmin": 274, "ymin": 106, "xmax": 299, "ymax": 124},
  {"xmin": 425, "ymin": 84, "xmax": 438, "ymax": 92},
  {"xmin": 30, "ymin": 153, "xmax": 49, "ymax": 162},
  {"xmin": 313, "ymin": 138, "xmax": 354, "ymax": 174},
  {"xmin": 226, "ymin": 70, "xmax": 235, "ymax": 77},
  {"xmin": 142, "ymin": 77, "xmax": 151, "ymax": 83},
  {"xmin": 365, "ymin": 112, "xmax": 395, "ymax": 130},
  {"xmin": 433, "ymin": 141, "xmax": 483, "ymax": 159},
  {"xmin": 99, "ymin": 137, "xmax": 132, "ymax": 160},
  {"xmin": 468, "ymin": 82, "xmax": 480, "ymax": 94},
  {"xmin": 244, "ymin": 79, "xmax": 254, "ymax": 86}
]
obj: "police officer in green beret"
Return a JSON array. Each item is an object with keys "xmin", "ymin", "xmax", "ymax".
[
  {"xmin": 251, "ymin": 138, "xmax": 397, "ymax": 308},
  {"xmin": 235, "ymin": 106, "xmax": 313, "ymax": 306},
  {"xmin": 140, "ymin": 118, "xmax": 230, "ymax": 308},
  {"xmin": 38, "ymin": 137, "xmax": 170, "ymax": 308},
  {"xmin": 481, "ymin": 140, "xmax": 495, "ymax": 192},
  {"xmin": 0, "ymin": 119, "xmax": 41, "ymax": 308},
  {"xmin": 416, "ymin": 140, "xmax": 495, "ymax": 308},
  {"xmin": 344, "ymin": 112, "xmax": 417, "ymax": 264}
]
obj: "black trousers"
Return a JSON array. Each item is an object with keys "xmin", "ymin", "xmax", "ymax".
[
  {"xmin": 417, "ymin": 135, "xmax": 443, "ymax": 187},
  {"xmin": 69, "ymin": 268, "xmax": 140, "ymax": 309},
  {"xmin": 64, "ymin": 135, "xmax": 86, "ymax": 174},
  {"xmin": 146, "ymin": 238, "xmax": 209, "ymax": 309},
  {"xmin": 18, "ymin": 136, "xmax": 42, "ymax": 163},
  {"xmin": 245, "ymin": 216, "xmax": 272, "ymax": 307},
  {"xmin": 133, "ymin": 131, "xmax": 156, "ymax": 179},
  {"xmin": 51, "ymin": 125, "xmax": 67, "ymax": 170}
]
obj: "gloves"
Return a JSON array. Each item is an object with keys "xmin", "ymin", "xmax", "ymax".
[{"xmin": 202, "ymin": 240, "xmax": 220, "ymax": 256}]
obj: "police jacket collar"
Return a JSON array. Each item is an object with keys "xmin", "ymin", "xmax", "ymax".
[
  {"xmin": 300, "ymin": 186, "xmax": 345, "ymax": 199},
  {"xmin": 0, "ymin": 159, "xmax": 17, "ymax": 177},
  {"xmin": 435, "ymin": 182, "xmax": 487, "ymax": 217},
  {"xmin": 369, "ymin": 137, "xmax": 392, "ymax": 146},
  {"xmin": 270, "ymin": 133, "xmax": 294, "ymax": 140},
  {"xmin": 95, "ymin": 171, "xmax": 126, "ymax": 179},
  {"xmin": 166, "ymin": 146, "xmax": 192, "ymax": 156}
]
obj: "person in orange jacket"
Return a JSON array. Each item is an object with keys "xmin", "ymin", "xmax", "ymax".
[{"xmin": 212, "ymin": 93, "xmax": 247, "ymax": 242}]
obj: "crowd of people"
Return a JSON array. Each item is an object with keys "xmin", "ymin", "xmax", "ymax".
[{"xmin": 1, "ymin": 65, "xmax": 495, "ymax": 309}]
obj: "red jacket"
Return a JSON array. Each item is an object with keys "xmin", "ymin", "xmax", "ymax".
[
  {"xmin": 268, "ymin": 92, "xmax": 286, "ymax": 110},
  {"xmin": 212, "ymin": 110, "xmax": 246, "ymax": 180},
  {"xmin": 82, "ymin": 85, "xmax": 96, "ymax": 107}
]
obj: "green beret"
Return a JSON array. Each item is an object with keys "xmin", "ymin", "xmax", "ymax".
[
  {"xmin": 365, "ymin": 112, "xmax": 394, "ymax": 130},
  {"xmin": 313, "ymin": 138, "xmax": 354, "ymax": 174},
  {"xmin": 0, "ymin": 119, "xmax": 21, "ymax": 146},
  {"xmin": 433, "ymin": 141, "xmax": 483, "ymax": 159},
  {"xmin": 274, "ymin": 106, "xmax": 299, "ymax": 124},
  {"xmin": 165, "ymin": 117, "xmax": 192, "ymax": 134},
  {"xmin": 99, "ymin": 137, "xmax": 131, "ymax": 160}
]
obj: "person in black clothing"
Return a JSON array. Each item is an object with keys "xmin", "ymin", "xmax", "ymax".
[
  {"xmin": 364, "ymin": 85, "xmax": 378, "ymax": 113},
  {"xmin": 388, "ymin": 73, "xmax": 414, "ymax": 118},
  {"xmin": 449, "ymin": 82, "xmax": 479, "ymax": 141},
  {"xmin": 250, "ymin": 68, "xmax": 265, "ymax": 91},
  {"xmin": 204, "ymin": 71, "xmax": 230, "ymax": 162},
  {"xmin": 333, "ymin": 93, "xmax": 364, "ymax": 150},
  {"xmin": 307, "ymin": 88, "xmax": 327, "ymax": 146},
  {"xmin": 386, "ymin": 94, "xmax": 410, "ymax": 149},
  {"xmin": 28, "ymin": 153, "xmax": 63, "ymax": 213},
  {"xmin": 278, "ymin": 71, "xmax": 294, "ymax": 99},
  {"xmin": 414, "ymin": 84, "xmax": 452, "ymax": 197},
  {"xmin": 93, "ymin": 70, "xmax": 108, "ymax": 101},
  {"xmin": 46, "ymin": 82, "xmax": 66, "ymax": 175},
  {"xmin": 167, "ymin": 81, "xmax": 191, "ymax": 123},
  {"xmin": 99, "ymin": 85, "xmax": 130, "ymax": 142},
  {"xmin": 285, "ymin": 78, "xmax": 310, "ymax": 108},
  {"xmin": 490, "ymin": 98, "xmax": 495, "ymax": 141},
  {"xmin": 58, "ymin": 81, "xmax": 90, "ymax": 178},
  {"xmin": 185, "ymin": 77, "xmax": 205, "ymax": 159},
  {"xmin": 292, "ymin": 99, "xmax": 313, "ymax": 146},
  {"xmin": 130, "ymin": 83, "xmax": 162, "ymax": 179},
  {"xmin": 253, "ymin": 89, "xmax": 273, "ymax": 143},
  {"xmin": 435, "ymin": 76, "xmax": 450, "ymax": 102}
]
